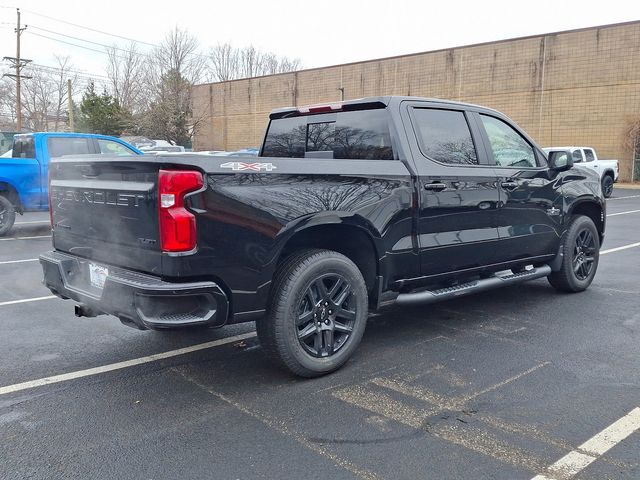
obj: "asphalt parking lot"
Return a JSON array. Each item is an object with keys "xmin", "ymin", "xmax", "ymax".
[{"xmin": 1, "ymin": 188, "xmax": 639, "ymax": 480}]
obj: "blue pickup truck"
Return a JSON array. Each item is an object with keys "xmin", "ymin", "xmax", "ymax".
[{"xmin": 0, "ymin": 132, "xmax": 142, "ymax": 236}]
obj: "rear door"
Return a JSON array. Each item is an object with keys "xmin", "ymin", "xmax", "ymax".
[
  {"xmin": 581, "ymin": 148, "xmax": 601, "ymax": 177},
  {"xmin": 474, "ymin": 113, "xmax": 562, "ymax": 263},
  {"xmin": 403, "ymin": 103, "xmax": 501, "ymax": 278},
  {"xmin": 7, "ymin": 135, "xmax": 41, "ymax": 209}
]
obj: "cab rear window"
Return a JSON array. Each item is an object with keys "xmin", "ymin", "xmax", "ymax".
[{"xmin": 262, "ymin": 109, "xmax": 394, "ymax": 160}]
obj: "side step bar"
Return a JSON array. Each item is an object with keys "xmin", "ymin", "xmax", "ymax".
[{"xmin": 396, "ymin": 265, "xmax": 552, "ymax": 307}]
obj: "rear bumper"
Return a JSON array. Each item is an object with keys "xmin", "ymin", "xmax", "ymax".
[{"xmin": 40, "ymin": 251, "xmax": 228, "ymax": 330}]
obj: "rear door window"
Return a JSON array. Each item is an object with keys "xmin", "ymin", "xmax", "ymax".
[
  {"xmin": 12, "ymin": 136, "xmax": 36, "ymax": 158},
  {"xmin": 411, "ymin": 108, "xmax": 478, "ymax": 165},
  {"xmin": 262, "ymin": 109, "xmax": 394, "ymax": 160},
  {"xmin": 47, "ymin": 137, "xmax": 94, "ymax": 158},
  {"xmin": 583, "ymin": 149, "xmax": 595, "ymax": 162},
  {"xmin": 97, "ymin": 139, "xmax": 136, "ymax": 156}
]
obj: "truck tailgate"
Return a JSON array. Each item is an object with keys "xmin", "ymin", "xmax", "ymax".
[{"xmin": 49, "ymin": 158, "xmax": 162, "ymax": 274}]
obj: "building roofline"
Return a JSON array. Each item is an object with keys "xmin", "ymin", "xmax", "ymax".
[{"xmin": 195, "ymin": 19, "xmax": 640, "ymax": 88}]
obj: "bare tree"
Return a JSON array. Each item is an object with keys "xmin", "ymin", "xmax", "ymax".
[
  {"xmin": 149, "ymin": 27, "xmax": 208, "ymax": 85},
  {"xmin": 239, "ymin": 45, "xmax": 262, "ymax": 78},
  {"xmin": 51, "ymin": 56, "xmax": 78, "ymax": 131},
  {"xmin": 625, "ymin": 117, "xmax": 640, "ymax": 181},
  {"xmin": 209, "ymin": 43, "xmax": 238, "ymax": 82},
  {"xmin": 208, "ymin": 43, "xmax": 302, "ymax": 81},
  {"xmin": 140, "ymin": 27, "xmax": 209, "ymax": 145},
  {"xmin": 20, "ymin": 68, "xmax": 56, "ymax": 131},
  {"xmin": 106, "ymin": 42, "xmax": 145, "ymax": 113},
  {"xmin": 0, "ymin": 77, "xmax": 16, "ymax": 127},
  {"xmin": 0, "ymin": 58, "xmax": 79, "ymax": 131}
]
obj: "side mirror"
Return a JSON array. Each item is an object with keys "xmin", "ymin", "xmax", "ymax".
[{"xmin": 548, "ymin": 150, "xmax": 573, "ymax": 171}]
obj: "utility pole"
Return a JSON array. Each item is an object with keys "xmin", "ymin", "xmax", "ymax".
[
  {"xmin": 2, "ymin": 8, "xmax": 32, "ymax": 131},
  {"xmin": 67, "ymin": 79, "xmax": 74, "ymax": 131}
]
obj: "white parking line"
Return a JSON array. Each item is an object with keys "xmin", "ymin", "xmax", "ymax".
[
  {"xmin": 601, "ymin": 242, "xmax": 640, "ymax": 255},
  {"xmin": 609, "ymin": 194, "xmax": 640, "ymax": 200},
  {"xmin": 607, "ymin": 209, "xmax": 640, "ymax": 217},
  {"xmin": 0, "ymin": 235, "xmax": 51, "ymax": 241},
  {"xmin": 0, "ymin": 331, "xmax": 257, "ymax": 396},
  {"xmin": 0, "ymin": 296, "xmax": 55, "ymax": 307},
  {"xmin": 15, "ymin": 220, "xmax": 50, "ymax": 225},
  {"xmin": 0, "ymin": 258, "xmax": 39, "ymax": 265},
  {"xmin": 531, "ymin": 407, "xmax": 640, "ymax": 480}
]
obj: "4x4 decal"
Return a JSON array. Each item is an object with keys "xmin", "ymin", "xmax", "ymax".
[{"xmin": 220, "ymin": 162, "xmax": 277, "ymax": 172}]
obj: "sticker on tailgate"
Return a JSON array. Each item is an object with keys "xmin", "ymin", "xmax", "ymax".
[{"xmin": 89, "ymin": 263, "xmax": 109, "ymax": 289}]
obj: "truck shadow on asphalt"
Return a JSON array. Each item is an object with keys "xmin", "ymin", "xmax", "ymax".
[{"xmin": 164, "ymin": 278, "xmax": 638, "ymax": 478}]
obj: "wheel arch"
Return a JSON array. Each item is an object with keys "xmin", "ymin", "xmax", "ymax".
[
  {"xmin": 273, "ymin": 214, "xmax": 382, "ymax": 297},
  {"xmin": 0, "ymin": 181, "xmax": 22, "ymax": 213},
  {"xmin": 568, "ymin": 200, "xmax": 604, "ymax": 244}
]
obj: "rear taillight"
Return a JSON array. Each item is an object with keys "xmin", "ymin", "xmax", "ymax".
[{"xmin": 158, "ymin": 169, "xmax": 204, "ymax": 252}]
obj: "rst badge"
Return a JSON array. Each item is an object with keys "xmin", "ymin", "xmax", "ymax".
[
  {"xmin": 220, "ymin": 162, "xmax": 277, "ymax": 172},
  {"xmin": 546, "ymin": 206, "xmax": 561, "ymax": 216}
]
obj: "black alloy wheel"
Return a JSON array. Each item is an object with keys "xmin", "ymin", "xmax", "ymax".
[
  {"xmin": 573, "ymin": 228, "xmax": 597, "ymax": 280},
  {"xmin": 0, "ymin": 195, "xmax": 16, "ymax": 237},
  {"xmin": 258, "ymin": 249, "xmax": 368, "ymax": 377},
  {"xmin": 602, "ymin": 175, "xmax": 614, "ymax": 198},
  {"xmin": 296, "ymin": 274, "xmax": 356, "ymax": 358},
  {"xmin": 547, "ymin": 215, "xmax": 600, "ymax": 292}
]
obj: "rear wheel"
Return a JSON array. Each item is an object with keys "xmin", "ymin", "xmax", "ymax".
[
  {"xmin": 601, "ymin": 175, "xmax": 614, "ymax": 198},
  {"xmin": 548, "ymin": 215, "xmax": 599, "ymax": 292},
  {"xmin": 258, "ymin": 249, "xmax": 368, "ymax": 377},
  {"xmin": 0, "ymin": 195, "xmax": 16, "ymax": 237}
]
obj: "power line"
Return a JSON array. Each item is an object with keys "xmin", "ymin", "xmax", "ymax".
[
  {"xmin": 30, "ymin": 62, "xmax": 109, "ymax": 80},
  {"xmin": 22, "ymin": 9, "xmax": 160, "ymax": 48},
  {"xmin": 22, "ymin": 11, "xmax": 210, "ymax": 62},
  {"xmin": 26, "ymin": 30, "xmax": 135, "ymax": 61},
  {"xmin": 29, "ymin": 25, "xmax": 152, "ymax": 58}
]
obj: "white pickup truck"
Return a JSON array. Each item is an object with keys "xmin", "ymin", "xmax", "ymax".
[{"xmin": 544, "ymin": 147, "xmax": 619, "ymax": 198}]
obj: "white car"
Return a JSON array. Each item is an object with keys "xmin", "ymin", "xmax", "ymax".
[{"xmin": 544, "ymin": 146, "xmax": 619, "ymax": 198}]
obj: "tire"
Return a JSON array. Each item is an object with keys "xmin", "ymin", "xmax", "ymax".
[
  {"xmin": 0, "ymin": 195, "xmax": 16, "ymax": 237},
  {"xmin": 548, "ymin": 215, "xmax": 600, "ymax": 292},
  {"xmin": 601, "ymin": 175, "xmax": 614, "ymax": 198},
  {"xmin": 258, "ymin": 249, "xmax": 369, "ymax": 378}
]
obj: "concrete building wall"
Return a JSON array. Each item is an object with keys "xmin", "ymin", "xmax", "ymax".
[{"xmin": 192, "ymin": 21, "xmax": 640, "ymax": 181}]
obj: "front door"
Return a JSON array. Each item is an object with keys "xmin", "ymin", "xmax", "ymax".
[
  {"xmin": 405, "ymin": 104, "xmax": 501, "ymax": 278},
  {"xmin": 474, "ymin": 113, "xmax": 562, "ymax": 263}
]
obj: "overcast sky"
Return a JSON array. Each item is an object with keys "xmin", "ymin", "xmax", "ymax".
[{"xmin": 1, "ymin": 0, "xmax": 639, "ymax": 86}]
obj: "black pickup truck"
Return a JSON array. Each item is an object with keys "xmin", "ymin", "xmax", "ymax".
[{"xmin": 41, "ymin": 96, "xmax": 605, "ymax": 377}]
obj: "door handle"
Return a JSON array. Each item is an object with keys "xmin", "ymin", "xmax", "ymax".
[
  {"xmin": 424, "ymin": 182, "xmax": 447, "ymax": 191},
  {"xmin": 500, "ymin": 181, "xmax": 518, "ymax": 190}
]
